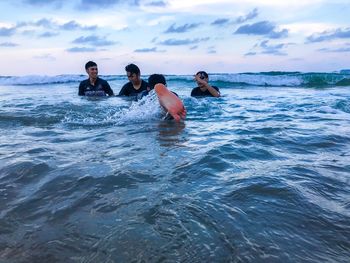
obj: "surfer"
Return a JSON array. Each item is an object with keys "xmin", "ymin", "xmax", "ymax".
[
  {"xmin": 148, "ymin": 74, "xmax": 186, "ymax": 121},
  {"xmin": 78, "ymin": 61, "xmax": 114, "ymax": 96},
  {"xmin": 191, "ymin": 71, "xmax": 220, "ymax": 97},
  {"xmin": 118, "ymin": 64, "xmax": 148, "ymax": 97}
]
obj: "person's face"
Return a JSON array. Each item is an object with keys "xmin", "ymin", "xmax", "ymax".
[
  {"xmin": 196, "ymin": 73, "xmax": 208, "ymax": 87},
  {"xmin": 127, "ymin": 72, "xmax": 140, "ymax": 83},
  {"xmin": 86, "ymin": 66, "xmax": 98, "ymax": 79}
]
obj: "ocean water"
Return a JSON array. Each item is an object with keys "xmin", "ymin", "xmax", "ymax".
[{"xmin": 0, "ymin": 72, "xmax": 350, "ymax": 262}]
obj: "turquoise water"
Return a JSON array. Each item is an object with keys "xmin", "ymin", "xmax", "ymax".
[{"xmin": 0, "ymin": 73, "xmax": 350, "ymax": 262}]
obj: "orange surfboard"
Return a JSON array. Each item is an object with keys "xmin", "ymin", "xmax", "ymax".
[{"xmin": 154, "ymin": 84, "xmax": 186, "ymax": 121}]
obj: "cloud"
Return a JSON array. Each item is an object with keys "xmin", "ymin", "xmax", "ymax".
[
  {"xmin": 0, "ymin": 42, "xmax": 19, "ymax": 47},
  {"xmin": 164, "ymin": 23, "xmax": 201, "ymax": 33},
  {"xmin": 77, "ymin": 0, "xmax": 140, "ymax": 10},
  {"xmin": 244, "ymin": 52, "xmax": 257, "ymax": 56},
  {"xmin": 146, "ymin": 1, "xmax": 167, "ymax": 7},
  {"xmin": 134, "ymin": 47, "xmax": 160, "ymax": 53},
  {"xmin": 66, "ymin": 47, "xmax": 97, "ymax": 53},
  {"xmin": 234, "ymin": 21, "xmax": 288, "ymax": 39},
  {"xmin": 23, "ymin": 0, "xmax": 64, "ymax": 7},
  {"xmin": 72, "ymin": 35, "xmax": 117, "ymax": 46},
  {"xmin": 38, "ymin": 31, "xmax": 59, "ymax": 38},
  {"xmin": 60, "ymin": 21, "xmax": 97, "ymax": 31},
  {"xmin": 317, "ymin": 46, "xmax": 350, "ymax": 53},
  {"xmin": 211, "ymin": 18, "xmax": 230, "ymax": 26},
  {"xmin": 306, "ymin": 27, "xmax": 350, "ymax": 43},
  {"xmin": 158, "ymin": 37, "xmax": 209, "ymax": 46},
  {"xmin": 0, "ymin": 26, "xmax": 16, "ymax": 36},
  {"xmin": 235, "ymin": 8, "xmax": 259, "ymax": 24},
  {"xmin": 245, "ymin": 40, "xmax": 291, "ymax": 56}
]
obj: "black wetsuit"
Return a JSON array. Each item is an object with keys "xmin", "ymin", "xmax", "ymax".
[
  {"xmin": 118, "ymin": 80, "xmax": 148, "ymax": 96},
  {"xmin": 78, "ymin": 77, "xmax": 114, "ymax": 96},
  {"xmin": 191, "ymin": 86, "xmax": 219, "ymax": 97}
]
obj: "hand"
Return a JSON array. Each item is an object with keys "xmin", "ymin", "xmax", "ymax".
[{"xmin": 194, "ymin": 75, "xmax": 207, "ymax": 86}]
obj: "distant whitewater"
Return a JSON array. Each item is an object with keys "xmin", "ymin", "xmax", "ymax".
[{"xmin": 1, "ymin": 71, "xmax": 350, "ymax": 87}]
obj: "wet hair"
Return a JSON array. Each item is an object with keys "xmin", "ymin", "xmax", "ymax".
[
  {"xmin": 147, "ymin": 74, "xmax": 166, "ymax": 90},
  {"xmin": 196, "ymin": 71, "xmax": 208, "ymax": 79},
  {"xmin": 125, "ymin": 63, "xmax": 140, "ymax": 75},
  {"xmin": 85, "ymin": 61, "xmax": 97, "ymax": 70}
]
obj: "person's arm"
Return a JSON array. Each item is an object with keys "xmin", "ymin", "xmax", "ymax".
[
  {"xmin": 205, "ymin": 84, "xmax": 220, "ymax": 97},
  {"xmin": 103, "ymin": 81, "xmax": 114, "ymax": 96},
  {"xmin": 118, "ymin": 83, "xmax": 129, "ymax": 96},
  {"xmin": 78, "ymin": 81, "xmax": 84, "ymax": 96}
]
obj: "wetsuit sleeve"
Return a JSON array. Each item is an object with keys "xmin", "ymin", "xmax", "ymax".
[
  {"xmin": 118, "ymin": 83, "xmax": 129, "ymax": 96},
  {"xmin": 78, "ymin": 81, "xmax": 85, "ymax": 96},
  {"xmin": 103, "ymin": 81, "xmax": 114, "ymax": 96}
]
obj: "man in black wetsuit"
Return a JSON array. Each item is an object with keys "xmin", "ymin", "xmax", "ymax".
[
  {"xmin": 191, "ymin": 71, "xmax": 220, "ymax": 97},
  {"xmin": 78, "ymin": 61, "xmax": 114, "ymax": 96},
  {"xmin": 118, "ymin": 64, "xmax": 148, "ymax": 97}
]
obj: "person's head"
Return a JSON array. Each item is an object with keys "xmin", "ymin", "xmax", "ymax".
[
  {"xmin": 148, "ymin": 74, "xmax": 166, "ymax": 90},
  {"xmin": 85, "ymin": 61, "xmax": 98, "ymax": 79},
  {"xmin": 125, "ymin": 63, "xmax": 141, "ymax": 84},
  {"xmin": 196, "ymin": 71, "xmax": 209, "ymax": 87}
]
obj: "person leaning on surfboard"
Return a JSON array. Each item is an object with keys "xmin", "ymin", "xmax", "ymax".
[{"xmin": 191, "ymin": 71, "xmax": 220, "ymax": 97}]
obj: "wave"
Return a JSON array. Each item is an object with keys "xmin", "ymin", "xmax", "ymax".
[{"xmin": 1, "ymin": 71, "xmax": 350, "ymax": 87}]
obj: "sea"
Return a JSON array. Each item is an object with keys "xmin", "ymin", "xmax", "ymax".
[{"xmin": 0, "ymin": 71, "xmax": 349, "ymax": 262}]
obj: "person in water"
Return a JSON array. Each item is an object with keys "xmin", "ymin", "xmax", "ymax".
[
  {"xmin": 118, "ymin": 63, "xmax": 148, "ymax": 97},
  {"xmin": 147, "ymin": 74, "xmax": 183, "ymax": 120},
  {"xmin": 191, "ymin": 71, "xmax": 220, "ymax": 97},
  {"xmin": 78, "ymin": 61, "xmax": 114, "ymax": 96}
]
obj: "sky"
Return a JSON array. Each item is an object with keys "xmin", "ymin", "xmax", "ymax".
[{"xmin": 0, "ymin": 0, "xmax": 349, "ymax": 75}]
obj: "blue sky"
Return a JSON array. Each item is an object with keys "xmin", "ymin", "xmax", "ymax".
[{"xmin": 0, "ymin": 0, "xmax": 349, "ymax": 75}]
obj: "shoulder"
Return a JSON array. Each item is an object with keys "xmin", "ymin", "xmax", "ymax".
[
  {"xmin": 141, "ymin": 79, "xmax": 148, "ymax": 87},
  {"xmin": 191, "ymin": 87, "xmax": 201, "ymax": 96},
  {"xmin": 122, "ymin": 81, "xmax": 132, "ymax": 88},
  {"xmin": 79, "ymin": 79, "xmax": 89, "ymax": 85},
  {"xmin": 97, "ymin": 77, "xmax": 109, "ymax": 84},
  {"xmin": 212, "ymin": 85, "xmax": 219, "ymax": 91}
]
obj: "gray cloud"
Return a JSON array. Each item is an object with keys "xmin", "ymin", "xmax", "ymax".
[
  {"xmin": 164, "ymin": 23, "xmax": 201, "ymax": 33},
  {"xmin": 146, "ymin": 1, "xmax": 167, "ymax": 7},
  {"xmin": 0, "ymin": 42, "xmax": 19, "ymax": 47},
  {"xmin": 318, "ymin": 46, "xmax": 350, "ymax": 53},
  {"xmin": 245, "ymin": 40, "xmax": 291, "ymax": 56},
  {"xmin": 38, "ymin": 31, "xmax": 59, "ymax": 38},
  {"xmin": 244, "ymin": 52, "xmax": 257, "ymax": 56},
  {"xmin": 60, "ymin": 21, "xmax": 97, "ymax": 31},
  {"xmin": 211, "ymin": 18, "xmax": 230, "ymax": 26},
  {"xmin": 16, "ymin": 18, "xmax": 97, "ymax": 33},
  {"xmin": 134, "ymin": 47, "xmax": 158, "ymax": 52},
  {"xmin": 307, "ymin": 28, "xmax": 350, "ymax": 43},
  {"xmin": 0, "ymin": 26, "xmax": 16, "ymax": 36},
  {"xmin": 23, "ymin": 0, "xmax": 65, "ymax": 6},
  {"xmin": 158, "ymin": 37, "xmax": 209, "ymax": 46},
  {"xmin": 235, "ymin": 21, "xmax": 288, "ymax": 39},
  {"xmin": 66, "ymin": 47, "xmax": 97, "ymax": 53},
  {"xmin": 77, "ymin": 0, "xmax": 140, "ymax": 10},
  {"xmin": 235, "ymin": 8, "xmax": 259, "ymax": 24},
  {"xmin": 72, "ymin": 35, "xmax": 117, "ymax": 46}
]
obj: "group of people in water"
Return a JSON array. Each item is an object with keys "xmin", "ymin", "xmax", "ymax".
[{"xmin": 78, "ymin": 61, "xmax": 220, "ymax": 98}]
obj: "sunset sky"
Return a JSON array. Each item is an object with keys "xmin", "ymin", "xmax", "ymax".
[{"xmin": 0, "ymin": 0, "xmax": 349, "ymax": 75}]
